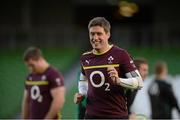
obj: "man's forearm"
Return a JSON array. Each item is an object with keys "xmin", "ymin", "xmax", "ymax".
[
  {"xmin": 21, "ymin": 90, "xmax": 29, "ymax": 119},
  {"xmin": 21, "ymin": 102, "xmax": 29, "ymax": 119},
  {"xmin": 78, "ymin": 80, "xmax": 88, "ymax": 96},
  {"xmin": 116, "ymin": 76, "xmax": 143, "ymax": 89},
  {"xmin": 117, "ymin": 70, "xmax": 143, "ymax": 89},
  {"xmin": 45, "ymin": 99, "xmax": 64, "ymax": 119}
]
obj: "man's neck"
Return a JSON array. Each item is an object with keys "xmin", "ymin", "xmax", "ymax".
[
  {"xmin": 156, "ymin": 75, "xmax": 166, "ymax": 80},
  {"xmin": 94, "ymin": 44, "xmax": 112, "ymax": 55},
  {"xmin": 38, "ymin": 60, "xmax": 50, "ymax": 74}
]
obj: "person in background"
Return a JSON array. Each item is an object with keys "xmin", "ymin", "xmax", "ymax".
[
  {"xmin": 21, "ymin": 46, "xmax": 65, "ymax": 119},
  {"xmin": 127, "ymin": 58, "xmax": 149, "ymax": 119},
  {"xmin": 148, "ymin": 61, "xmax": 180, "ymax": 119}
]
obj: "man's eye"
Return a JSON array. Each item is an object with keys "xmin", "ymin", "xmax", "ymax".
[
  {"xmin": 97, "ymin": 33, "xmax": 102, "ymax": 35},
  {"xmin": 90, "ymin": 33, "xmax": 94, "ymax": 36}
]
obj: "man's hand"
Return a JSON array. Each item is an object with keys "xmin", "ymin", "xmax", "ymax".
[
  {"xmin": 129, "ymin": 113, "xmax": 137, "ymax": 120},
  {"xmin": 107, "ymin": 67, "xmax": 119, "ymax": 84},
  {"xmin": 74, "ymin": 93, "xmax": 85, "ymax": 104}
]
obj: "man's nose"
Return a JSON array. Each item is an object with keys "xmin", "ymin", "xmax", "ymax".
[{"xmin": 93, "ymin": 34, "xmax": 98, "ymax": 40}]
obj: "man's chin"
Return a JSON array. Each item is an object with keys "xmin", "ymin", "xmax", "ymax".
[{"xmin": 94, "ymin": 47, "xmax": 101, "ymax": 51}]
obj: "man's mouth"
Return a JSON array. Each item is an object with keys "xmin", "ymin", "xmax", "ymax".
[{"xmin": 93, "ymin": 40, "xmax": 101, "ymax": 44}]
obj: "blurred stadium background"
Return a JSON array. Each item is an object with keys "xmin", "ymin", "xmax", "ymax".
[{"xmin": 0, "ymin": 0, "xmax": 180, "ymax": 119}]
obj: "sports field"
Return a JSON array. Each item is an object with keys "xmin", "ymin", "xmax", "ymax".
[{"xmin": 0, "ymin": 47, "xmax": 180, "ymax": 118}]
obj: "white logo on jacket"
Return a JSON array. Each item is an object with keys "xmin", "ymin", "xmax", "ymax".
[{"xmin": 108, "ymin": 56, "xmax": 114, "ymax": 64}]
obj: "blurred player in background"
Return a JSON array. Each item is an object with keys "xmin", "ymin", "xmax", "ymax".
[
  {"xmin": 21, "ymin": 47, "xmax": 65, "ymax": 119},
  {"xmin": 127, "ymin": 58, "xmax": 149, "ymax": 110},
  {"xmin": 127, "ymin": 58, "xmax": 149, "ymax": 119},
  {"xmin": 148, "ymin": 61, "xmax": 180, "ymax": 119},
  {"xmin": 74, "ymin": 17, "xmax": 143, "ymax": 119}
]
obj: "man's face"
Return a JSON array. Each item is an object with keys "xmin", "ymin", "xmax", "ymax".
[
  {"xmin": 139, "ymin": 63, "xmax": 149, "ymax": 80},
  {"xmin": 89, "ymin": 26, "xmax": 110, "ymax": 51},
  {"xmin": 161, "ymin": 66, "xmax": 168, "ymax": 78},
  {"xmin": 25, "ymin": 59, "xmax": 40, "ymax": 73}
]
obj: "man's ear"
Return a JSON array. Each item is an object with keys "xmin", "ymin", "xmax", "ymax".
[{"xmin": 107, "ymin": 32, "xmax": 111, "ymax": 39}]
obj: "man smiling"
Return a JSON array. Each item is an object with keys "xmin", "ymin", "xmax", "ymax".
[{"xmin": 74, "ymin": 17, "xmax": 143, "ymax": 119}]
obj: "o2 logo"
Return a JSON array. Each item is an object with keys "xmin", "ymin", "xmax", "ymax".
[
  {"xmin": 31, "ymin": 86, "xmax": 43, "ymax": 102},
  {"xmin": 89, "ymin": 70, "xmax": 110, "ymax": 91}
]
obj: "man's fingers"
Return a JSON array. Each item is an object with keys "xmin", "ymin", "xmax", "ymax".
[
  {"xmin": 109, "ymin": 72, "xmax": 115, "ymax": 76},
  {"xmin": 108, "ymin": 70, "xmax": 116, "ymax": 75},
  {"xmin": 74, "ymin": 93, "xmax": 80, "ymax": 104},
  {"xmin": 108, "ymin": 71, "xmax": 117, "ymax": 78},
  {"xmin": 74, "ymin": 93, "xmax": 78, "ymax": 104},
  {"xmin": 107, "ymin": 67, "xmax": 115, "ymax": 72},
  {"xmin": 74, "ymin": 93, "xmax": 84, "ymax": 104}
]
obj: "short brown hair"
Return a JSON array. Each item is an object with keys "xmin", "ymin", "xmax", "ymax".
[
  {"xmin": 134, "ymin": 58, "xmax": 148, "ymax": 69},
  {"xmin": 155, "ymin": 61, "xmax": 167, "ymax": 75},
  {"xmin": 23, "ymin": 46, "xmax": 43, "ymax": 61},
  {"xmin": 88, "ymin": 17, "xmax": 111, "ymax": 33}
]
